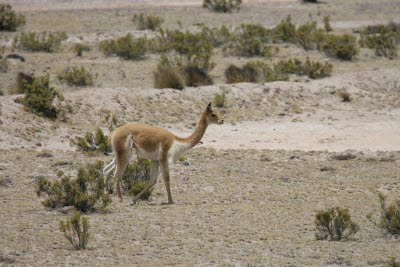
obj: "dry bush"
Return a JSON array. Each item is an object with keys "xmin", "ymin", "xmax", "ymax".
[
  {"xmin": 225, "ymin": 64, "xmax": 259, "ymax": 83},
  {"xmin": 132, "ymin": 12, "xmax": 164, "ymax": 30},
  {"xmin": 322, "ymin": 34, "xmax": 358, "ymax": 60},
  {"xmin": 182, "ymin": 65, "xmax": 213, "ymax": 87},
  {"xmin": 367, "ymin": 193, "xmax": 400, "ymax": 236},
  {"xmin": 153, "ymin": 65, "xmax": 184, "ymax": 90},
  {"xmin": 70, "ymin": 128, "xmax": 109, "ymax": 155},
  {"xmin": 73, "ymin": 43, "xmax": 90, "ymax": 56},
  {"xmin": 100, "ymin": 34, "xmax": 148, "ymax": 60},
  {"xmin": 337, "ymin": 89, "xmax": 351, "ymax": 102},
  {"xmin": 214, "ymin": 87, "xmax": 226, "ymax": 108},
  {"xmin": 119, "ymin": 159, "xmax": 153, "ymax": 200},
  {"xmin": 58, "ymin": 66, "xmax": 94, "ymax": 86},
  {"xmin": 13, "ymin": 31, "xmax": 67, "ymax": 52},
  {"xmin": 202, "ymin": 0, "xmax": 242, "ymax": 13},
  {"xmin": 0, "ymin": 45, "xmax": 7, "ymax": 73},
  {"xmin": 15, "ymin": 71, "xmax": 34, "ymax": 94}
]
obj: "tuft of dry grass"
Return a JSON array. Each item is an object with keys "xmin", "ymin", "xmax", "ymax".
[
  {"xmin": 338, "ymin": 89, "xmax": 351, "ymax": 102},
  {"xmin": 225, "ymin": 64, "xmax": 259, "ymax": 84},
  {"xmin": 182, "ymin": 65, "xmax": 213, "ymax": 87},
  {"xmin": 153, "ymin": 65, "xmax": 185, "ymax": 90}
]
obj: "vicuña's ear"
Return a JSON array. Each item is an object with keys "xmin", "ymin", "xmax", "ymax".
[{"xmin": 207, "ymin": 102, "xmax": 212, "ymax": 110}]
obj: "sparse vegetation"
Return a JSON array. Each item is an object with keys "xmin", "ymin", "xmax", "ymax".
[
  {"xmin": 73, "ymin": 43, "xmax": 90, "ymax": 56},
  {"xmin": 385, "ymin": 258, "xmax": 400, "ymax": 267},
  {"xmin": 315, "ymin": 207, "xmax": 360, "ymax": 241},
  {"xmin": 182, "ymin": 65, "xmax": 213, "ymax": 87},
  {"xmin": 70, "ymin": 127, "xmax": 110, "ymax": 154},
  {"xmin": 0, "ymin": 45, "xmax": 7, "ymax": 73},
  {"xmin": 14, "ymin": 74, "xmax": 68, "ymax": 119},
  {"xmin": 367, "ymin": 193, "xmax": 400, "ymax": 236},
  {"xmin": 202, "ymin": 0, "xmax": 242, "ymax": 13},
  {"xmin": 132, "ymin": 12, "xmax": 164, "ymax": 30},
  {"xmin": 13, "ymin": 31, "xmax": 67, "ymax": 52},
  {"xmin": 100, "ymin": 34, "xmax": 148, "ymax": 60},
  {"xmin": 323, "ymin": 15, "xmax": 333, "ymax": 32},
  {"xmin": 119, "ymin": 159, "xmax": 153, "ymax": 200},
  {"xmin": 214, "ymin": 87, "xmax": 226, "ymax": 108},
  {"xmin": 36, "ymin": 161, "xmax": 111, "ymax": 212},
  {"xmin": 57, "ymin": 66, "xmax": 95, "ymax": 86},
  {"xmin": 225, "ymin": 64, "xmax": 259, "ymax": 83},
  {"xmin": 0, "ymin": 4, "xmax": 26, "ymax": 31},
  {"xmin": 59, "ymin": 212, "xmax": 90, "ymax": 250},
  {"xmin": 359, "ymin": 22, "xmax": 400, "ymax": 59}
]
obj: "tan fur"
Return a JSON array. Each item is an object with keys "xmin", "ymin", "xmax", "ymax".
[{"xmin": 104, "ymin": 102, "xmax": 223, "ymax": 204}]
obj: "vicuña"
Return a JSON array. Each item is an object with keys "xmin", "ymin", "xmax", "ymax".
[{"xmin": 103, "ymin": 102, "xmax": 223, "ymax": 204}]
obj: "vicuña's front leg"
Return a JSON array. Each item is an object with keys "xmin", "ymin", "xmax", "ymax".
[
  {"xmin": 161, "ymin": 161, "xmax": 174, "ymax": 204},
  {"xmin": 132, "ymin": 160, "xmax": 159, "ymax": 205}
]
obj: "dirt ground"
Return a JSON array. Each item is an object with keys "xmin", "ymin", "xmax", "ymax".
[{"xmin": 1, "ymin": 0, "xmax": 400, "ymax": 266}]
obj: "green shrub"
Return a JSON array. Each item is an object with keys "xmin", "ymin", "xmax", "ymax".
[
  {"xmin": 359, "ymin": 23, "xmax": 400, "ymax": 59},
  {"xmin": 225, "ymin": 64, "xmax": 259, "ymax": 83},
  {"xmin": 0, "ymin": 45, "xmax": 7, "ymax": 73},
  {"xmin": 321, "ymin": 34, "xmax": 358, "ymax": 60},
  {"xmin": 153, "ymin": 64, "xmax": 185, "ymax": 90},
  {"xmin": 214, "ymin": 87, "xmax": 226, "ymax": 108},
  {"xmin": 295, "ymin": 21, "xmax": 326, "ymax": 50},
  {"xmin": 59, "ymin": 212, "xmax": 89, "ymax": 250},
  {"xmin": 250, "ymin": 58, "xmax": 332, "ymax": 82},
  {"xmin": 14, "ymin": 74, "xmax": 67, "ymax": 119},
  {"xmin": 158, "ymin": 29, "xmax": 215, "ymax": 72},
  {"xmin": 70, "ymin": 127, "xmax": 110, "ymax": 154},
  {"xmin": 367, "ymin": 193, "xmax": 400, "ymax": 235},
  {"xmin": 385, "ymin": 258, "xmax": 400, "ymax": 267},
  {"xmin": 323, "ymin": 15, "xmax": 333, "ymax": 32},
  {"xmin": 13, "ymin": 31, "xmax": 67, "ymax": 52},
  {"xmin": 118, "ymin": 159, "xmax": 152, "ymax": 200},
  {"xmin": 58, "ymin": 66, "xmax": 94, "ymax": 86},
  {"xmin": 100, "ymin": 34, "xmax": 148, "ymax": 60},
  {"xmin": 132, "ymin": 12, "xmax": 164, "ymax": 30},
  {"xmin": 202, "ymin": 0, "xmax": 242, "ymax": 13},
  {"xmin": 315, "ymin": 207, "xmax": 360, "ymax": 241},
  {"xmin": 73, "ymin": 43, "xmax": 90, "ymax": 56},
  {"xmin": 37, "ymin": 161, "xmax": 111, "ymax": 212},
  {"xmin": 200, "ymin": 25, "xmax": 232, "ymax": 47},
  {"xmin": 272, "ymin": 15, "xmax": 297, "ymax": 43},
  {"xmin": 0, "ymin": 4, "xmax": 25, "ymax": 31},
  {"xmin": 182, "ymin": 65, "xmax": 213, "ymax": 87}
]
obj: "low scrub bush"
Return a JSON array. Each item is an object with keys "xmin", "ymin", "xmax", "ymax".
[
  {"xmin": 315, "ymin": 207, "xmax": 360, "ymax": 241},
  {"xmin": 323, "ymin": 15, "xmax": 333, "ymax": 32},
  {"xmin": 13, "ymin": 31, "xmax": 67, "ymax": 52},
  {"xmin": 202, "ymin": 0, "xmax": 242, "ymax": 13},
  {"xmin": 225, "ymin": 64, "xmax": 259, "ymax": 83},
  {"xmin": 367, "ymin": 193, "xmax": 400, "ymax": 235},
  {"xmin": 158, "ymin": 29, "xmax": 215, "ymax": 72},
  {"xmin": 100, "ymin": 34, "xmax": 148, "ymax": 60},
  {"xmin": 359, "ymin": 23, "xmax": 400, "ymax": 59},
  {"xmin": 37, "ymin": 161, "xmax": 111, "ymax": 212},
  {"xmin": 249, "ymin": 58, "xmax": 332, "ymax": 82},
  {"xmin": 153, "ymin": 64, "xmax": 185, "ymax": 90},
  {"xmin": 119, "ymin": 159, "xmax": 153, "ymax": 200},
  {"xmin": 132, "ymin": 12, "xmax": 164, "ymax": 31},
  {"xmin": 0, "ymin": 4, "xmax": 26, "ymax": 31},
  {"xmin": 182, "ymin": 65, "xmax": 213, "ymax": 87},
  {"xmin": 58, "ymin": 66, "xmax": 95, "ymax": 86},
  {"xmin": 59, "ymin": 212, "xmax": 90, "ymax": 250},
  {"xmin": 73, "ymin": 43, "xmax": 90, "ymax": 56},
  {"xmin": 272, "ymin": 15, "xmax": 297, "ymax": 43},
  {"xmin": 321, "ymin": 34, "xmax": 358, "ymax": 60},
  {"xmin": 70, "ymin": 127, "xmax": 110, "ymax": 154},
  {"xmin": 14, "ymin": 74, "xmax": 69, "ymax": 119},
  {"xmin": 385, "ymin": 258, "xmax": 400, "ymax": 267}
]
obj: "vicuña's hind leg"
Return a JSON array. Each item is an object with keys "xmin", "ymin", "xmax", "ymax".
[
  {"xmin": 103, "ymin": 158, "xmax": 116, "ymax": 193},
  {"xmin": 132, "ymin": 160, "xmax": 159, "ymax": 205}
]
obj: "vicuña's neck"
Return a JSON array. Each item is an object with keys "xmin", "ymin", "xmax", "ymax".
[{"xmin": 180, "ymin": 110, "xmax": 208, "ymax": 148}]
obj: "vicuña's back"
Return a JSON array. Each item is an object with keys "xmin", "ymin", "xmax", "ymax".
[{"xmin": 103, "ymin": 102, "xmax": 223, "ymax": 204}]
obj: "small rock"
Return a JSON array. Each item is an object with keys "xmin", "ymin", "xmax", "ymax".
[
  {"xmin": 183, "ymin": 161, "xmax": 190, "ymax": 166},
  {"xmin": 0, "ymin": 177, "xmax": 13, "ymax": 186},
  {"xmin": 51, "ymin": 161, "xmax": 72, "ymax": 167},
  {"xmin": 37, "ymin": 152, "xmax": 54, "ymax": 158},
  {"xmin": 260, "ymin": 155, "xmax": 271, "ymax": 162},
  {"xmin": 278, "ymin": 112, "xmax": 286, "ymax": 117}
]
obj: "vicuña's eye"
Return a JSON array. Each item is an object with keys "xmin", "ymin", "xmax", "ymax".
[{"xmin": 211, "ymin": 114, "xmax": 216, "ymax": 117}]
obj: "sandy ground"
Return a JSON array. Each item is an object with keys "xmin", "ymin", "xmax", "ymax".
[{"xmin": 1, "ymin": 0, "xmax": 400, "ymax": 265}]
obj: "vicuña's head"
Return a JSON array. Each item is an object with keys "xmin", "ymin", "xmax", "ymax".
[{"xmin": 205, "ymin": 102, "xmax": 224, "ymax": 125}]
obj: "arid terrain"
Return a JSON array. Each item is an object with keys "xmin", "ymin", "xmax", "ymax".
[{"xmin": 0, "ymin": 0, "xmax": 400, "ymax": 266}]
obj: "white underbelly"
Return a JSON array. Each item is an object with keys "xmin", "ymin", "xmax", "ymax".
[{"xmin": 135, "ymin": 144, "xmax": 162, "ymax": 161}]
